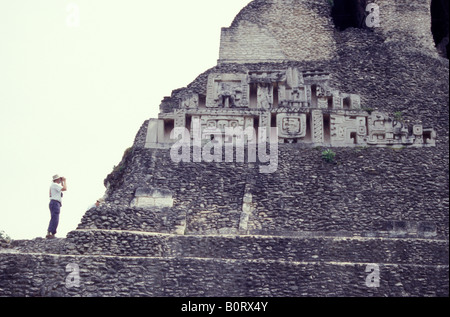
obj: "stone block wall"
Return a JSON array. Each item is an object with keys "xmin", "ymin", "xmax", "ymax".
[
  {"xmin": 59, "ymin": 230, "xmax": 448, "ymax": 265},
  {"xmin": 2, "ymin": 231, "xmax": 448, "ymax": 297},
  {"xmin": 1, "ymin": 0, "xmax": 447, "ymax": 298},
  {"xmin": 374, "ymin": 0, "xmax": 437, "ymax": 53},
  {"xmin": 98, "ymin": 141, "xmax": 448, "ymax": 239},
  {"xmin": 78, "ymin": 205, "xmax": 187, "ymax": 235},
  {"xmin": 218, "ymin": 0, "xmax": 439, "ymax": 64},
  {"xmin": 218, "ymin": 0, "xmax": 337, "ymax": 63}
]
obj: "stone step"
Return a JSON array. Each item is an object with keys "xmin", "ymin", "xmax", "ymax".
[
  {"xmin": 57, "ymin": 229, "xmax": 449, "ymax": 266},
  {"xmin": 0, "ymin": 251, "xmax": 448, "ymax": 297}
]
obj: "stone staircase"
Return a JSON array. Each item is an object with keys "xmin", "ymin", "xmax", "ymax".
[{"xmin": 1, "ymin": 227, "xmax": 448, "ymax": 297}]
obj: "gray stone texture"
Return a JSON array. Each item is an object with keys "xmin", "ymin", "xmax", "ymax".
[{"xmin": 0, "ymin": 0, "xmax": 448, "ymax": 297}]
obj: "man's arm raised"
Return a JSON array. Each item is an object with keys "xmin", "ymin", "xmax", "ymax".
[{"xmin": 61, "ymin": 177, "xmax": 67, "ymax": 192}]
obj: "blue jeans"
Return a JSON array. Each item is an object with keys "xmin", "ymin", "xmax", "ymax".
[{"xmin": 48, "ymin": 200, "xmax": 61, "ymax": 235}]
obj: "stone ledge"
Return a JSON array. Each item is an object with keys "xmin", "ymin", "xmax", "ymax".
[
  {"xmin": 0, "ymin": 252, "xmax": 448, "ymax": 297},
  {"xmin": 45, "ymin": 229, "xmax": 449, "ymax": 266}
]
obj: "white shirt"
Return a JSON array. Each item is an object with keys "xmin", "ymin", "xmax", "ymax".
[{"xmin": 49, "ymin": 182, "xmax": 63, "ymax": 202}]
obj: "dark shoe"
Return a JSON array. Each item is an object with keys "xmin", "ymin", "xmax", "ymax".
[{"xmin": 46, "ymin": 232, "xmax": 56, "ymax": 239}]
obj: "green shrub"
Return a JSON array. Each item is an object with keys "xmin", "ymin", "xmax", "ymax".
[
  {"xmin": 394, "ymin": 111, "xmax": 404, "ymax": 122},
  {"xmin": 321, "ymin": 149, "xmax": 336, "ymax": 163}
]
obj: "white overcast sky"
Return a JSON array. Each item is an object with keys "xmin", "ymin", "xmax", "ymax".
[{"xmin": 0, "ymin": 0, "xmax": 251, "ymax": 239}]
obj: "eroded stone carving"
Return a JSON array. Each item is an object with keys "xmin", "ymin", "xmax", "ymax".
[
  {"xmin": 189, "ymin": 115, "xmax": 254, "ymax": 143},
  {"xmin": 249, "ymin": 71, "xmax": 285, "ymax": 84},
  {"xmin": 174, "ymin": 110, "xmax": 186, "ymax": 128},
  {"xmin": 147, "ymin": 67, "xmax": 436, "ymax": 149},
  {"xmin": 286, "ymin": 67, "xmax": 304, "ymax": 88},
  {"xmin": 311, "ymin": 110, "xmax": 324, "ymax": 144},
  {"xmin": 257, "ymin": 84, "xmax": 273, "ymax": 109},
  {"xmin": 206, "ymin": 73, "xmax": 249, "ymax": 108},
  {"xmin": 330, "ymin": 114, "xmax": 367, "ymax": 146},
  {"xmin": 181, "ymin": 94, "xmax": 199, "ymax": 109},
  {"xmin": 367, "ymin": 111, "xmax": 410, "ymax": 146},
  {"xmin": 277, "ymin": 113, "xmax": 307, "ymax": 140}
]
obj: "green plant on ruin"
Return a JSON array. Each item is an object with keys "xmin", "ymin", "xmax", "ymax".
[
  {"xmin": 394, "ymin": 111, "xmax": 404, "ymax": 123},
  {"xmin": 321, "ymin": 149, "xmax": 336, "ymax": 163}
]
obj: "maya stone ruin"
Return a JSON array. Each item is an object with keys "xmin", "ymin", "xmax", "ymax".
[
  {"xmin": 148, "ymin": 67, "xmax": 436, "ymax": 150},
  {"xmin": 1, "ymin": 0, "xmax": 448, "ymax": 297}
]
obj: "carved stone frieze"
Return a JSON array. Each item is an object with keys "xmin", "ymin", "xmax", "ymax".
[
  {"xmin": 257, "ymin": 84, "xmax": 273, "ymax": 109},
  {"xmin": 148, "ymin": 68, "xmax": 436, "ymax": 149},
  {"xmin": 367, "ymin": 111, "xmax": 417, "ymax": 146},
  {"xmin": 277, "ymin": 113, "xmax": 307, "ymax": 140},
  {"xmin": 330, "ymin": 115, "xmax": 367, "ymax": 146},
  {"xmin": 311, "ymin": 110, "xmax": 324, "ymax": 144},
  {"xmin": 190, "ymin": 114, "xmax": 254, "ymax": 142},
  {"xmin": 181, "ymin": 93, "xmax": 199, "ymax": 109},
  {"xmin": 206, "ymin": 73, "xmax": 249, "ymax": 108}
]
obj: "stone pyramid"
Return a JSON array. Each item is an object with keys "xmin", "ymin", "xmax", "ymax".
[{"xmin": 1, "ymin": 0, "xmax": 448, "ymax": 297}]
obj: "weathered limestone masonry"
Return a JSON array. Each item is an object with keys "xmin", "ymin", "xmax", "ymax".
[
  {"xmin": 218, "ymin": 0, "xmax": 437, "ymax": 64},
  {"xmin": 1, "ymin": 0, "xmax": 448, "ymax": 297},
  {"xmin": 219, "ymin": 0, "xmax": 338, "ymax": 63}
]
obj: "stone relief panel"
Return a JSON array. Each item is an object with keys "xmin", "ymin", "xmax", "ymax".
[
  {"xmin": 249, "ymin": 71, "xmax": 285, "ymax": 85},
  {"xmin": 365, "ymin": 111, "xmax": 432, "ymax": 146},
  {"xmin": 413, "ymin": 125, "xmax": 424, "ymax": 145},
  {"xmin": 289, "ymin": 87, "xmax": 306, "ymax": 103},
  {"xmin": 330, "ymin": 114, "xmax": 367, "ymax": 145},
  {"xmin": 317, "ymin": 97, "xmax": 328, "ymax": 109},
  {"xmin": 153, "ymin": 68, "xmax": 436, "ymax": 148},
  {"xmin": 181, "ymin": 94, "xmax": 199, "ymax": 109},
  {"xmin": 174, "ymin": 111, "xmax": 186, "ymax": 128},
  {"xmin": 367, "ymin": 111, "xmax": 404, "ymax": 145},
  {"xmin": 206, "ymin": 73, "xmax": 249, "ymax": 108},
  {"xmin": 332, "ymin": 91, "xmax": 343, "ymax": 109},
  {"xmin": 316, "ymin": 84, "xmax": 332, "ymax": 99},
  {"xmin": 311, "ymin": 110, "xmax": 324, "ymax": 144},
  {"xmin": 277, "ymin": 113, "xmax": 307, "ymax": 140},
  {"xmin": 286, "ymin": 67, "xmax": 304, "ymax": 88},
  {"xmin": 258, "ymin": 113, "xmax": 271, "ymax": 142},
  {"xmin": 279, "ymin": 68, "xmax": 309, "ymax": 108},
  {"xmin": 257, "ymin": 84, "xmax": 273, "ymax": 109},
  {"xmin": 316, "ymin": 84, "xmax": 332, "ymax": 109},
  {"xmin": 259, "ymin": 113, "xmax": 270, "ymax": 129},
  {"xmin": 190, "ymin": 115, "xmax": 254, "ymax": 142}
]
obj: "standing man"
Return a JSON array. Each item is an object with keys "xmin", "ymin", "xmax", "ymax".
[
  {"xmin": 87, "ymin": 198, "xmax": 104, "ymax": 211},
  {"xmin": 47, "ymin": 174, "xmax": 67, "ymax": 239}
]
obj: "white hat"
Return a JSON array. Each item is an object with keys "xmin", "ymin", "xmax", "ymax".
[{"xmin": 52, "ymin": 174, "xmax": 62, "ymax": 181}]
